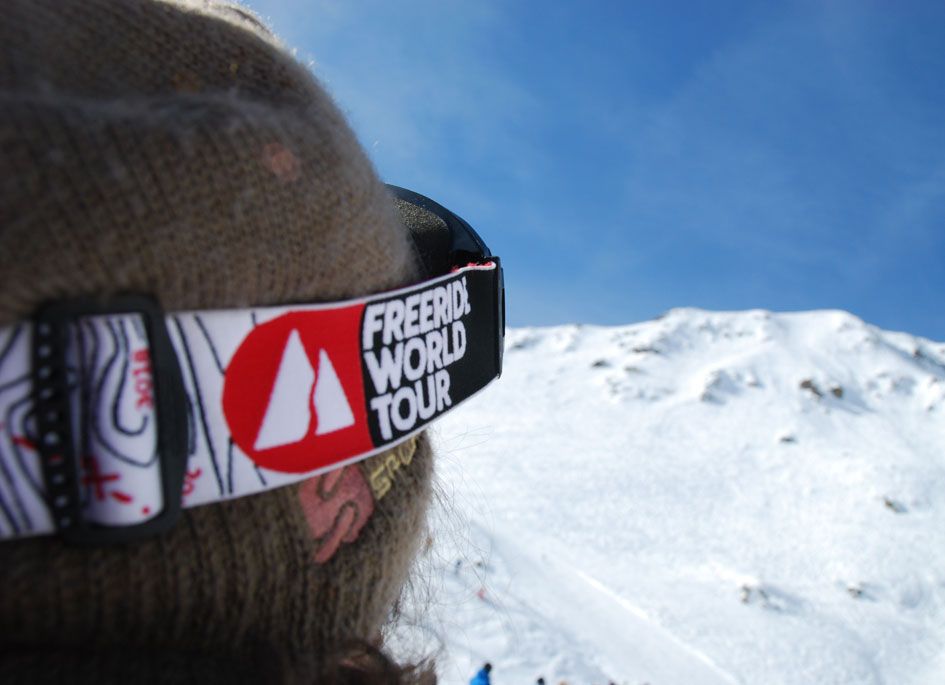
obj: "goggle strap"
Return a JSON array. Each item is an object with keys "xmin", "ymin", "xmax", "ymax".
[{"xmin": 0, "ymin": 261, "xmax": 502, "ymax": 542}]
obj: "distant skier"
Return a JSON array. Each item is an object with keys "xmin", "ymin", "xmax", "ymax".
[{"xmin": 470, "ymin": 662, "xmax": 492, "ymax": 685}]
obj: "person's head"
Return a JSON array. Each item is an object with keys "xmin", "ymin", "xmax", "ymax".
[
  {"xmin": 484, "ymin": 663, "xmax": 493, "ymax": 673},
  {"xmin": 0, "ymin": 0, "xmax": 501, "ymax": 681}
]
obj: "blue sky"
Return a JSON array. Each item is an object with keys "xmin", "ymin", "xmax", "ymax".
[{"xmin": 248, "ymin": 0, "xmax": 945, "ymax": 340}]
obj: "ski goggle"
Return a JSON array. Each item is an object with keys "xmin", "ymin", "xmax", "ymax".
[{"xmin": 0, "ymin": 186, "xmax": 504, "ymax": 544}]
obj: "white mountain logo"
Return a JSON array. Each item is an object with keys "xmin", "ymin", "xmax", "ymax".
[{"xmin": 254, "ymin": 329, "xmax": 356, "ymax": 451}]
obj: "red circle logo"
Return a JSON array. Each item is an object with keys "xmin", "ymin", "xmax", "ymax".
[{"xmin": 222, "ymin": 306, "xmax": 371, "ymax": 474}]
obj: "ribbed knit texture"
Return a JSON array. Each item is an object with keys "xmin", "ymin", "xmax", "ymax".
[{"xmin": 0, "ymin": 0, "xmax": 433, "ymax": 681}]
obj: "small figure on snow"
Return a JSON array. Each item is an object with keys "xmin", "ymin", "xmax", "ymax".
[{"xmin": 470, "ymin": 662, "xmax": 492, "ymax": 685}]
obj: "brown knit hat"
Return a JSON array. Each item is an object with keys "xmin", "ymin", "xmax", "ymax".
[{"xmin": 0, "ymin": 0, "xmax": 434, "ymax": 680}]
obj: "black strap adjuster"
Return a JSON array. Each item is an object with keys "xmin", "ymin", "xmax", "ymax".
[{"xmin": 31, "ymin": 295, "xmax": 189, "ymax": 545}]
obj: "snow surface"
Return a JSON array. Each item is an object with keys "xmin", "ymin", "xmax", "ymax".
[{"xmin": 390, "ymin": 308, "xmax": 945, "ymax": 685}]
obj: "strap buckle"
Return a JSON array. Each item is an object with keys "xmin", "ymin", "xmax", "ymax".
[{"xmin": 31, "ymin": 295, "xmax": 188, "ymax": 545}]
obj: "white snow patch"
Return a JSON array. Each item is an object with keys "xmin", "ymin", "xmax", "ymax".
[{"xmin": 396, "ymin": 309, "xmax": 945, "ymax": 685}]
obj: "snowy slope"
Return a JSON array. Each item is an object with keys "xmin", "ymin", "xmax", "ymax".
[{"xmin": 393, "ymin": 308, "xmax": 945, "ymax": 685}]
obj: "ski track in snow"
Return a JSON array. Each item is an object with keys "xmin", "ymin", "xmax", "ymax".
[
  {"xmin": 395, "ymin": 308, "xmax": 945, "ymax": 685},
  {"xmin": 397, "ymin": 517, "xmax": 737, "ymax": 685}
]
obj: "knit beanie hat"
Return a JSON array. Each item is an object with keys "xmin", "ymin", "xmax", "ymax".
[{"xmin": 0, "ymin": 0, "xmax": 435, "ymax": 680}]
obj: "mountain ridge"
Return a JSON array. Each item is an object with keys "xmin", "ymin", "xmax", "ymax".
[{"xmin": 403, "ymin": 307, "xmax": 945, "ymax": 685}]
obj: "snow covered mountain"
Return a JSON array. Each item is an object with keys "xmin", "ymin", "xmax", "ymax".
[{"xmin": 394, "ymin": 308, "xmax": 945, "ymax": 685}]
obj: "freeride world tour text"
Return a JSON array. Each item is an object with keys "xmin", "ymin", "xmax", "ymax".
[{"xmin": 361, "ymin": 276, "xmax": 471, "ymax": 439}]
